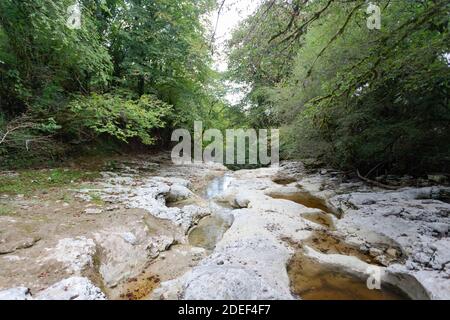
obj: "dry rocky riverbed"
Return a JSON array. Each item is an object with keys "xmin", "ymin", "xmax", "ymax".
[{"xmin": 0, "ymin": 153, "xmax": 449, "ymax": 300}]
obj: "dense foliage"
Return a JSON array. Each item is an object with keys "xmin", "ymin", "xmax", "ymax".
[
  {"xmin": 1, "ymin": 0, "xmax": 449, "ymax": 175},
  {"xmin": 228, "ymin": 0, "xmax": 450, "ymax": 175},
  {"xmin": 0, "ymin": 0, "xmax": 237, "ymax": 167}
]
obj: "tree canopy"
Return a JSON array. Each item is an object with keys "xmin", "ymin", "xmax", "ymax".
[
  {"xmin": 227, "ymin": 0, "xmax": 450, "ymax": 174},
  {"xmin": 0, "ymin": 0, "xmax": 238, "ymax": 167},
  {"xmin": 1, "ymin": 0, "xmax": 449, "ymax": 175}
]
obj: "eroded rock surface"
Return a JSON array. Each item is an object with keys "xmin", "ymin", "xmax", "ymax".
[
  {"xmin": 330, "ymin": 187, "xmax": 450, "ymax": 299},
  {"xmin": 154, "ymin": 167, "xmax": 324, "ymax": 300},
  {"xmin": 34, "ymin": 277, "xmax": 106, "ymax": 300},
  {"xmin": 0, "ymin": 287, "xmax": 32, "ymax": 300},
  {"xmin": 1, "ymin": 156, "xmax": 448, "ymax": 300},
  {"xmin": 44, "ymin": 237, "xmax": 96, "ymax": 274},
  {"xmin": 0, "ymin": 154, "xmax": 226, "ymax": 299},
  {"xmin": 0, "ymin": 277, "xmax": 105, "ymax": 300},
  {"xmin": 154, "ymin": 162, "xmax": 449, "ymax": 300}
]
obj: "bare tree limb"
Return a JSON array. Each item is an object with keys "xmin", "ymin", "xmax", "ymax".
[
  {"xmin": 306, "ymin": 0, "xmax": 445, "ymax": 106},
  {"xmin": 278, "ymin": 0, "xmax": 335, "ymax": 45},
  {"xmin": 268, "ymin": 0, "xmax": 302, "ymax": 43},
  {"xmin": 210, "ymin": 0, "xmax": 227, "ymax": 54},
  {"xmin": 0, "ymin": 117, "xmax": 35, "ymax": 145}
]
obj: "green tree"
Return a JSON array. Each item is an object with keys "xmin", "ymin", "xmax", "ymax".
[
  {"xmin": 228, "ymin": 0, "xmax": 450, "ymax": 174},
  {"xmin": 0, "ymin": 0, "xmax": 226, "ymax": 167}
]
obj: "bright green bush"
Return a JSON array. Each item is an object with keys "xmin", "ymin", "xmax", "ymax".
[{"xmin": 68, "ymin": 93, "xmax": 172, "ymax": 145}]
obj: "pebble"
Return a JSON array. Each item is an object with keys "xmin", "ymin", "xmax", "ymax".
[{"xmin": 84, "ymin": 208, "xmax": 103, "ymax": 215}]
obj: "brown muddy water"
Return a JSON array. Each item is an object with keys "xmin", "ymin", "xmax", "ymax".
[
  {"xmin": 188, "ymin": 215, "xmax": 230, "ymax": 250},
  {"xmin": 121, "ymin": 173, "xmax": 412, "ymax": 300},
  {"xmin": 304, "ymin": 231, "xmax": 381, "ymax": 265},
  {"xmin": 267, "ymin": 181, "xmax": 410, "ymax": 299},
  {"xmin": 301, "ymin": 212, "xmax": 335, "ymax": 229},
  {"xmin": 268, "ymin": 191, "xmax": 338, "ymax": 216},
  {"xmin": 288, "ymin": 254, "xmax": 410, "ymax": 300},
  {"xmin": 272, "ymin": 177, "xmax": 298, "ymax": 185}
]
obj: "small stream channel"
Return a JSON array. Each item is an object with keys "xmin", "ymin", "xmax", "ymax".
[{"xmin": 187, "ymin": 173, "xmax": 234, "ymax": 250}]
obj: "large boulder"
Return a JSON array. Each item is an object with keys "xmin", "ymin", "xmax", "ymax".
[{"xmin": 166, "ymin": 185, "xmax": 195, "ymax": 202}]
